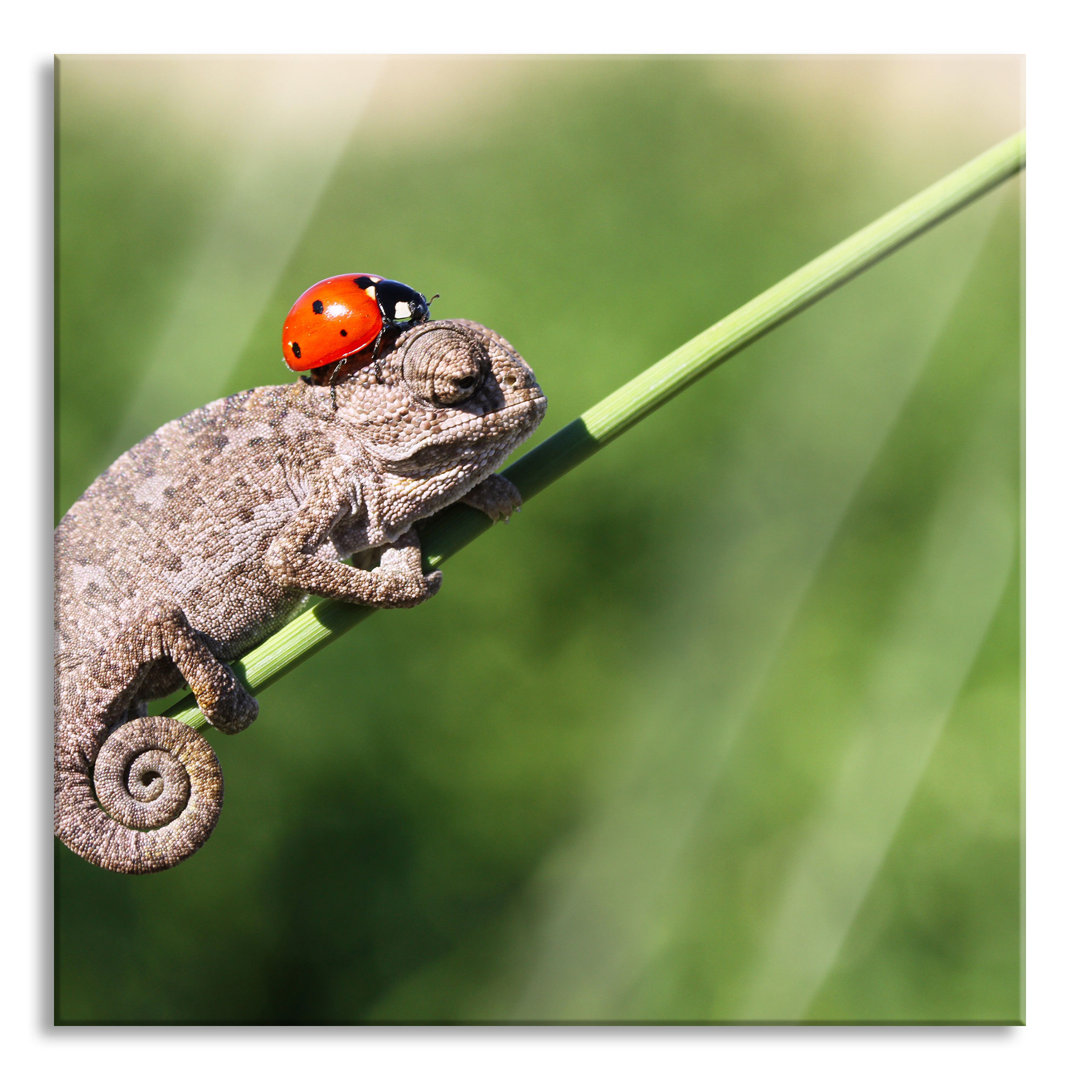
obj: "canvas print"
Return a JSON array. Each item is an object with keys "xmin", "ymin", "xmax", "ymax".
[{"xmin": 54, "ymin": 54, "xmax": 1023, "ymax": 1024}]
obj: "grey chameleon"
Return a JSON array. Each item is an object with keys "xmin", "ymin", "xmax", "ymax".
[{"xmin": 54, "ymin": 320, "xmax": 546, "ymax": 874}]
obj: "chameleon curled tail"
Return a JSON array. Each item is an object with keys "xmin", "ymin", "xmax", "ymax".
[{"xmin": 54, "ymin": 716, "xmax": 223, "ymax": 875}]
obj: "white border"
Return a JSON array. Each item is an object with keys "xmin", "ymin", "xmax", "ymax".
[{"xmin": 10, "ymin": 3, "xmax": 1076, "ymax": 1075}]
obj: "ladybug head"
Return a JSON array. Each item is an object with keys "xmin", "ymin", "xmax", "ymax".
[{"xmin": 372, "ymin": 278, "xmax": 431, "ymax": 327}]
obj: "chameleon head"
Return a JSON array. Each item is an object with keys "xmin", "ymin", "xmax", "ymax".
[{"xmin": 339, "ymin": 319, "xmax": 547, "ymax": 473}]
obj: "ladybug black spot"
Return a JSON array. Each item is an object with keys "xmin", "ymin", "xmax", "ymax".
[
  {"xmin": 312, "ymin": 300, "xmax": 324, "ymax": 314},
  {"xmin": 354, "ymin": 276, "xmax": 375, "ymax": 289},
  {"xmin": 291, "ymin": 342, "xmax": 302, "ymax": 359},
  {"xmin": 340, "ymin": 329, "xmax": 348, "ymax": 336}
]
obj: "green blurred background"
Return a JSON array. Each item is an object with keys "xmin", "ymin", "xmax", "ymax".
[{"xmin": 54, "ymin": 55, "xmax": 1023, "ymax": 1024}]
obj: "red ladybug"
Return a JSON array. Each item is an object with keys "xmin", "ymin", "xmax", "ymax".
[{"xmin": 282, "ymin": 274, "xmax": 431, "ymax": 372}]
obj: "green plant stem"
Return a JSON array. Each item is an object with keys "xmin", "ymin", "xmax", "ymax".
[{"xmin": 169, "ymin": 130, "xmax": 1025, "ymax": 731}]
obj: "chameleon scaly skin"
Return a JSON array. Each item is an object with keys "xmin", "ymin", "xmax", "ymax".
[{"xmin": 54, "ymin": 320, "xmax": 546, "ymax": 873}]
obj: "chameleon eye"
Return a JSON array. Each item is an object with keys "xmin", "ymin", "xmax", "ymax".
[{"xmin": 402, "ymin": 326, "xmax": 488, "ymax": 406}]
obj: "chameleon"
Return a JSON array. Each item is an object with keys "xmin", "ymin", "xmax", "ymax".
[{"xmin": 54, "ymin": 319, "xmax": 547, "ymax": 874}]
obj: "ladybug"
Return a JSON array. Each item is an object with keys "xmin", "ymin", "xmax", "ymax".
[{"xmin": 281, "ymin": 274, "xmax": 432, "ymax": 374}]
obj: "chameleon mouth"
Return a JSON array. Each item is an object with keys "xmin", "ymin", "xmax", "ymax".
[
  {"xmin": 367, "ymin": 392, "xmax": 547, "ymax": 469},
  {"xmin": 479, "ymin": 392, "xmax": 547, "ymax": 436},
  {"xmin": 496, "ymin": 390, "xmax": 547, "ymax": 421},
  {"xmin": 432, "ymin": 390, "xmax": 547, "ymax": 436}
]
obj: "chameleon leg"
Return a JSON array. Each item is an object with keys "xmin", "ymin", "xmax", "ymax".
[
  {"xmin": 68, "ymin": 601, "xmax": 257, "ymax": 735},
  {"xmin": 364, "ymin": 527, "xmax": 444, "ymax": 606},
  {"xmin": 267, "ymin": 514, "xmax": 442, "ymax": 609},
  {"xmin": 113, "ymin": 602, "xmax": 259, "ymax": 734},
  {"xmin": 459, "ymin": 472, "xmax": 524, "ymax": 521}
]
